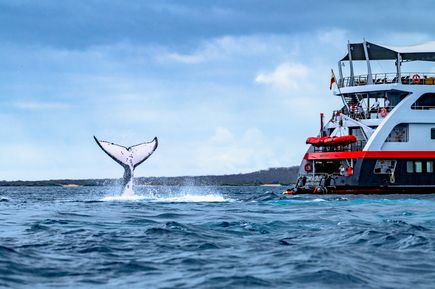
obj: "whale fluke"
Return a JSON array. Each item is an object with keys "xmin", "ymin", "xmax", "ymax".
[{"xmin": 94, "ymin": 136, "xmax": 158, "ymax": 195}]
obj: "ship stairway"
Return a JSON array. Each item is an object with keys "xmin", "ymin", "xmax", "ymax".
[{"xmin": 343, "ymin": 94, "xmax": 359, "ymax": 106}]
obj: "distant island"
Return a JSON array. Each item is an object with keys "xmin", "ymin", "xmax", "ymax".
[{"xmin": 0, "ymin": 167, "xmax": 298, "ymax": 187}]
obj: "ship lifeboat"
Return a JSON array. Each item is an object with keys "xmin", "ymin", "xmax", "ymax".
[
  {"xmin": 306, "ymin": 135, "xmax": 357, "ymax": 147},
  {"xmin": 305, "ymin": 136, "xmax": 328, "ymax": 147}
]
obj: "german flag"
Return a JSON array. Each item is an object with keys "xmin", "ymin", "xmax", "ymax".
[{"xmin": 329, "ymin": 69, "xmax": 336, "ymax": 90}]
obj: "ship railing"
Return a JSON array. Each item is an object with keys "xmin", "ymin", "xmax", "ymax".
[
  {"xmin": 339, "ymin": 72, "xmax": 435, "ymax": 88},
  {"xmin": 304, "ymin": 174, "xmax": 328, "ymax": 187},
  {"xmin": 304, "ymin": 173, "xmax": 344, "ymax": 188},
  {"xmin": 306, "ymin": 172, "xmax": 341, "ymax": 178},
  {"xmin": 312, "ymin": 140, "xmax": 366, "ymax": 152},
  {"xmin": 346, "ymin": 106, "xmax": 395, "ymax": 120}
]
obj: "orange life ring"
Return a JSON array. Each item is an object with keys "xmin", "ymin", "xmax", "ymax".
[
  {"xmin": 350, "ymin": 104, "xmax": 356, "ymax": 112},
  {"xmin": 379, "ymin": 107, "xmax": 388, "ymax": 118},
  {"xmin": 304, "ymin": 163, "xmax": 312, "ymax": 172},
  {"xmin": 412, "ymin": 74, "xmax": 421, "ymax": 84}
]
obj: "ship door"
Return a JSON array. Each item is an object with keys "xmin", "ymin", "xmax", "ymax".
[{"xmin": 373, "ymin": 159, "xmax": 397, "ymax": 183}]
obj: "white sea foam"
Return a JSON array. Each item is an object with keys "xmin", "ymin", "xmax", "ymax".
[
  {"xmin": 100, "ymin": 194, "xmax": 146, "ymax": 202},
  {"xmin": 100, "ymin": 184, "xmax": 229, "ymax": 203},
  {"xmin": 100, "ymin": 193, "xmax": 227, "ymax": 202},
  {"xmin": 100, "ymin": 189, "xmax": 228, "ymax": 203},
  {"xmin": 152, "ymin": 185, "xmax": 229, "ymax": 202},
  {"xmin": 153, "ymin": 193, "xmax": 226, "ymax": 203}
]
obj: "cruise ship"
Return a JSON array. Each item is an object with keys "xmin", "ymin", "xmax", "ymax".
[{"xmin": 286, "ymin": 41, "xmax": 435, "ymax": 194}]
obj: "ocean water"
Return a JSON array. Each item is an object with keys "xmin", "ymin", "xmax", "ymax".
[{"xmin": 1, "ymin": 186, "xmax": 435, "ymax": 288}]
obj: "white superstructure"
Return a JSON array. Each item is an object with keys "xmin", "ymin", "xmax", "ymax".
[{"xmin": 289, "ymin": 40, "xmax": 435, "ymax": 194}]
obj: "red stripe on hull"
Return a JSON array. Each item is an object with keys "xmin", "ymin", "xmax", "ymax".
[
  {"xmin": 305, "ymin": 151, "xmax": 435, "ymax": 160},
  {"xmin": 292, "ymin": 187, "xmax": 435, "ymax": 195}
]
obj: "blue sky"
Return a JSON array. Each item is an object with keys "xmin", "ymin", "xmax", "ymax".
[{"xmin": 1, "ymin": 0, "xmax": 435, "ymax": 180}]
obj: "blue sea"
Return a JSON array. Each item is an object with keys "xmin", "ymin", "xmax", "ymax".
[{"xmin": 1, "ymin": 186, "xmax": 435, "ymax": 288}]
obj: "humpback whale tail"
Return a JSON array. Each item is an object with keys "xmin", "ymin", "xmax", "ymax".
[{"xmin": 94, "ymin": 136, "xmax": 158, "ymax": 195}]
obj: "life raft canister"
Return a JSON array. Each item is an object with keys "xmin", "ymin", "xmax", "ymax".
[
  {"xmin": 379, "ymin": 107, "xmax": 388, "ymax": 118},
  {"xmin": 304, "ymin": 162, "xmax": 313, "ymax": 172},
  {"xmin": 412, "ymin": 74, "xmax": 421, "ymax": 84}
]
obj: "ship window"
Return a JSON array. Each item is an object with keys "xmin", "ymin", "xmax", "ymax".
[
  {"xmin": 386, "ymin": 123, "xmax": 409, "ymax": 142},
  {"xmin": 406, "ymin": 161, "xmax": 414, "ymax": 173},
  {"xmin": 415, "ymin": 161, "xmax": 423, "ymax": 173},
  {"xmin": 432, "ymin": 128, "xmax": 435, "ymax": 139},
  {"xmin": 411, "ymin": 93, "xmax": 435, "ymax": 110},
  {"xmin": 427, "ymin": 161, "xmax": 434, "ymax": 173}
]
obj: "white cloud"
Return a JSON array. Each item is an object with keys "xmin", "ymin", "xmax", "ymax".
[
  {"xmin": 383, "ymin": 32, "xmax": 432, "ymax": 46},
  {"xmin": 165, "ymin": 53, "xmax": 205, "ymax": 64},
  {"xmin": 0, "ymin": 142, "xmax": 103, "ymax": 181},
  {"xmin": 317, "ymin": 29, "xmax": 348, "ymax": 49},
  {"xmin": 255, "ymin": 62, "xmax": 310, "ymax": 90},
  {"xmin": 13, "ymin": 101, "xmax": 71, "ymax": 110},
  {"xmin": 193, "ymin": 127, "xmax": 280, "ymax": 174},
  {"xmin": 158, "ymin": 35, "xmax": 292, "ymax": 64}
]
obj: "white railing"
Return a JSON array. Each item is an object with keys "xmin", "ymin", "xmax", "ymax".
[{"xmin": 339, "ymin": 72, "xmax": 435, "ymax": 88}]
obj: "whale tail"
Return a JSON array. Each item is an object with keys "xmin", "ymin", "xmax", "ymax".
[
  {"xmin": 94, "ymin": 136, "xmax": 158, "ymax": 195},
  {"xmin": 93, "ymin": 136, "xmax": 158, "ymax": 169}
]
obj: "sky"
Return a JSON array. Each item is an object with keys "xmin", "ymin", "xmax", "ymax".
[{"xmin": 1, "ymin": 0, "xmax": 435, "ymax": 180}]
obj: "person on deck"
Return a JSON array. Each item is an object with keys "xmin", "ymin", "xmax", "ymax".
[
  {"xmin": 350, "ymin": 102, "xmax": 357, "ymax": 119},
  {"xmin": 371, "ymin": 98, "xmax": 380, "ymax": 111},
  {"xmin": 339, "ymin": 164, "xmax": 346, "ymax": 176},
  {"xmin": 384, "ymin": 96, "xmax": 390, "ymax": 111},
  {"xmin": 370, "ymin": 98, "xmax": 380, "ymax": 118},
  {"xmin": 357, "ymin": 101, "xmax": 364, "ymax": 119}
]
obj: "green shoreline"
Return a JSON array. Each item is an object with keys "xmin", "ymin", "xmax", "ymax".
[{"xmin": 0, "ymin": 167, "xmax": 298, "ymax": 187}]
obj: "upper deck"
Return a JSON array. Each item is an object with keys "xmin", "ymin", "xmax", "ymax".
[
  {"xmin": 330, "ymin": 40, "xmax": 435, "ymax": 123},
  {"xmin": 339, "ymin": 72, "xmax": 435, "ymax": 88},
  {"xmin": 336, "ymin": 40, "xmax": 435, "ymax": 89}
]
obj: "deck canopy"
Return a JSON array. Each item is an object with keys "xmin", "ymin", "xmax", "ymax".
[{"xmin": 341, "ymin": 41, "xmax": 435, "ymax": 62}]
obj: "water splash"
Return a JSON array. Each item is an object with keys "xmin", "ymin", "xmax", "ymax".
[
  {"xmin": 100, "ymin": 178, "xmax": 143, "ymax": 201},
  {"xmin": 100, "ymin": 185, "xmax": 229, "ymax": 202},
  {"xmin": 100, "ymin": 181, "xmax": 147, "ymax": 201},
  {"xmin": 121, "ymin": 182, "xmax": 135, "ymax": 197},
  {"xmin": 150, "ymin": 185, "xmax": 229, "ymax": 202}
]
